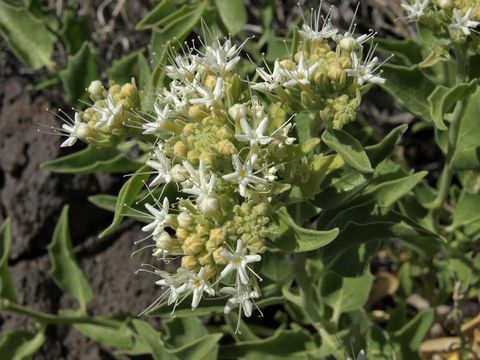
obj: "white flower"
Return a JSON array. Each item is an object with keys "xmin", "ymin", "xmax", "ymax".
[
  {"xmin": 346, "ymin": 52, "xmax": 385, "ymax": 86},
  {"xmin": 153, "ymin": 231, "xmax": 172, "ymax": 257},
  {"xmin": 153, "ymin": 269, "xmax": 190, "ymax": 306},
  {"xmin": 182, "ymin": 160, "xmax": 218, "ymax": 214},
  {"xmin": 200, "ymin": 39, "xmax": 241, "ymax": 74},
  {"xmin": 337, "ymin": 30, "xmax": 376, "ymax": 51},
  {"xmin": 60, "ymin": 112, "xmax": 83, "ymax": 147},
  {"xmin": 222, "ymin": 154, "xmax": 268, "ymax": 197},
  {"xmin": 95, "ymin": 94, "xmax": 123, "ymax": 128},
  {"xmin": 220, "ymin": 239, "xmax": 261, "ymax": 284},
  {"xmin": 141, "ymin": 197, "xmax": 171, "ymax": 236},
  {"xmin": 220, "ymin": 285, "xmax": 260, "ymax": 317},
  {"xmin": 142, "ymin": 103, "xmax": 171, "ymax": 134},
  {"xmin": 282, "ymin": 54, "xmax": 319, "ymax": 88},
  {"xmin": 146, "ymin": 148, "xmax": 172, "ymax": 187},
  {"xmin": 278, "ymin": 123, "xmax": 296, "ymax": 146},
  {"xmin": 400, "ymin": 0, "xmax": 429, "ymax": 19},
  {"xmin": 235, "ymin": 117, "xmax": 273, "ymax": 146},
  {"xmin": 176, "ymin": 267, "xmax": 215, "ymax": 309},
  {"xmin": 165, "ymin": 54, "xmax": 198, "ymax": 81},
  {"xmin": 450, "ymin": 8, "xmax": 480, "ymax": 36},
  {"xmin": 228, "ymin": 104, "xmax": 247, "ymax": 122},
  {"xmin": 251, "ymin": 60, "xmax": 289, "ymax": 92},
  {"xmin": 298, "ymin": 7, "xmax": 338, "ymax": 41},
  {"xmin": 189, "ymin": 77, "xmax": 223, "ymax": 108}
]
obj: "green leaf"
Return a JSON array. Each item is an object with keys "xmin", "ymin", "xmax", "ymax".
[
  {"xmin": 322, "ymin": 129, "xmax": 374, "ymax": 174},
  {"xmin": 392, "ymin": 309, "xmax": 434, "ymax": 358},
  {"xmin": 0, "ymin": 330, "xmax": 45, "ymax": 360},
  {"xmin": 267, "ymin": 207, "xmax": 339, "ymax": 252},
  {"xmin": 150, "ymin": 4, "xmax": 205, "ymax": 67},
  {"xmin": 60, "ymin": 8, "xmax": 91, "ymax": 54},
  {"xmin": 375, "ymin": 38, "xmax": 423, "ymax": 66},
  {"xmin": 41, "ymin": 145, "xmax": 141, "ymax": 174},
  {"xmin": 380, "ymin": 64, "xmax": 435, "ymax": 122},
  {"xmin": 451, "ymin": 190, "xmax": 480, "ymax": 230},
  {"xmin": 163, "ymin": 317, "xmax": 210, "ymax": 349},
  {"xmin": 131, "ymin": 319, "xmax": 175, "ymax": 360},
  {"xmin": 365, "ymin": 124, "xmax": 408, "ymax": 167},
  {"xmin": 169, "ymin": 333, "xmax": 222, "ymax": 360},
  {"xmin": 0, "ymin": 218, "xmax": 16, "ymax": 302},
  {"xmin": 451, "ymin": 87, "xmax": 480, "ymax": 170},
  {"xmin": 107, "ymin": 50, "xmax": 151, "ymax": 89},
  {"xmin": 0, "ymin": 2, "xmax": 55, "ymax": 69},
  {"xmin": 48, "ymin": 206, "xmax": 93, "ymax": 310},
  {"xmin": 59, "ymin": 42, "xmax": 98, "ymax": 103},
  {"xmin": 135, "ymin": 0, "xmax": 177, "ymax": 30},
  {"xmin": 427, "ymin": 80, "xmax": 477, "ymax": 130},
  {"xmin": 293, "ymin": 112, "xmax": 314, "ymax": 143},
  {"xmin": 99, "ymin": 166, "xmax": 149, "ymax": 238},
  {"xmin": 219, "ymin": 328, "xmax": 314, "ymax": 359},
  {"xmin": 214, "ymin": 0, "xmax": 247, "ymax": 35},
  {"xmin": 366, "ymin": 171, "xmax": 428, "ymax": 207},
  {"xmin": 321, "ymin": 270, "xmax": 373, "ymax": 324}
]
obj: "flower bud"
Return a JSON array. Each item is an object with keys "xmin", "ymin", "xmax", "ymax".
[
  {"xmin": 438, "ymin": 0, "xmax": 451, "ymax": 9},
  {"xmin": 198, "ymin": 196, "xmax": 218, "ymax": 216},
  {"xmin": 181, "ymin": 255, "xmax": 199, "ymax": 270},
  {"xmin": 121, "ymin": 83, "xmax": 136, "ymax": 98},
  {"xmin": 339, "ymin": 37, "xmax": 356, "ymax": 52},
  {"xmin": 216, "ymin": 139, "xmax": 236, "ymax": 155},
  {"xmin": 188, "ymin": 105, "xmax": 207, "ymax": 120},
  {"xmin": 155, "ymin": 231, "xmax": 172, "ymax": 249},
  {"xmin": 177, "ymin": 211, "xmax": 193, "ymax": 228},
  {"xmin": 109, "ymin": 84, "xmax": 121, "ymax": 95},
  {"xmin": 204, "ymin": 74, "xmax": 218, "ymax": 91},
  {"xmin": 171, "ymin": 164, "xmax": 188, "ymax": 182},
  {"xmin": 176, "ymin": 228, "xmax": 189, "ymax": 241},
  {"xmin": 87, "ymin": 80, "xmax": 104, "ymax": 98},
  {"xmin": 212, "ymin": 247, "xmax": 228, "ymax": 265},
  {"xmin": 182, "ymin": 234, "xmax": 204, "ymax": 255},
  {"xmin": 174, "ymin": 141, "xmax": 188, "ymax": 157},
  {"xmin": 228, "ymin": 104, "xmax": 247, "ymax": 122}
]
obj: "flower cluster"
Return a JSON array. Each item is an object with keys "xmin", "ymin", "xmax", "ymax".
[
  {"xmin": 59, "ymin": 79, "xmax": 139, "ymax": 147},
  {"xmin": 400, "ymin": 0, "xmax": 480, "ymax": 38},
  {"xmin": 58, "ymin": 6, "xmax": 383, "ymax": 322}
]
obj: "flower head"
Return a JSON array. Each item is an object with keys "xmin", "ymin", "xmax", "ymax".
[
  {"xmin": 220, "ymin": 239, "xmax": 261, "ymax": 284},
  {"xmin": 176, "ymin": 267, "xmax": 215, "ymax": 309},
  {"xmin": 60, "ymin": 112, "xmax": 83, "ymax": 147},
  {"xmin": 449, "ymin": 8, "xmax": 480, "ymax": 36},
  {"xmin": 223, "ymin": 154, "xmax": 268, "ymax": 197},
  {"xmin": 400, "ymin": 0, "xmax": 429, "ymax": 20},
  {"xmin": 146, "ymin": 147, "xmax": 172, "ymax": 187},
  {"xmin": 141, "ymin": 197, "xmax": 171, "ymax": 237},
  {"xmin": 235, "ymin": 117, "xmax": 273, "ymax": 147}
]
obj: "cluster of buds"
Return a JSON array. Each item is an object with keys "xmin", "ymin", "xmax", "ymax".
[
  {"xmin": 400, "ymin": 0, "xmax": 480, "ymax": 39},
  {"xmin": 252, "ymin": 6, "xmax": 384, "ymax": 129},
  {"xmin": 59, "ymin": 79, "xmax": 139, "ymax": 147}
]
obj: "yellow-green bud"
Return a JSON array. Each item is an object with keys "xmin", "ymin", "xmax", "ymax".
[
  {"xmin": 198, "ymin": 251, "xmax": 212, "ymax": 266},
  {"xmin": 109, "ymin": 84, "xmax": 121, "ymax": 95},
  {"xmin": 216, "ymin": 140, "xmax": 236, "ymax": 155},
  {"xmin": 438, "ymin": 0, "xmax": 451, "ymax": 9},
  {"xmin": 87, "ymin": 80, "xmax": 104, "ymax": 98},
  {"xmin": 209, "ymin": 228, "xmax": 225, "ymax": 246},
  {"xmin": 228, "ymin": 104, "xmax": 247, "ymax": 121},
  {"xmin": 182, "ymin": 255, "xmax": 199, "ymax": 270},
  {"xmin": 177, "ymin": 211, "xmax": 193, "ymax": 228},
  {"xmin": 176, "ymin": 228, "xmax": 189, "ymax": 241},
  {"xmin": 174, "ymin": 141, "xmax": 188, "ymax": 157},
  {"xmin": 339, "ymin": 37, "xmax": 356, "ymax": 52},
  {"xmin": 204, "ymin": 74, "xmax": 218, "ymax": 91},
  {"xmin": 171, "ymin": 164, "xmax": 188, "ymax": 182},
  {"xmin": 213, "ymin": 247, "xmax": 228, "ymax": 265},
  {"xmin": 188, "ymin": 105, "xmax": 207, "ymax": 120},
  {"xmin": 121, "ymin": 83, "xmax": 136, "ymax": 98},
  {"xmin": 183, "ymin": 234, "xmax": 204, "ymax": 255}
]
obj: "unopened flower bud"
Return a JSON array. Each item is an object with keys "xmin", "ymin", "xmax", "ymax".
[
  {"xmin": 204, "ymin": 74, "xmax": 218, "ymax": 91},
  {"xmin": 177, "ymin": 211, "xmax": 193, "ymax": 228},
  {"xmin": 109, "ymin": 84, "xmax": 121, "ymax": 95},
  {"xmin": 121, "ymin": 83, "xmax": 136, "ymax": 98},
  {"xmin": 176, "ymin": 228, "xmax": 189, "ymax": 241},
  {"xmin": 171, "ymin": 164, "xmax": 188, "ymax": 182},
  {"xmin": 87, "ymin": 80, "xmax": 104, "ymax": 98},
  {"xmin": 198, "ymin": 196, "xmax": 218, "ymax": 216},
  {"xmin": 339, "ymin": 37, "xmax": 356, "ymax": 52},
  {"xmin": 188, "ymin": 105, "xmax": 207, "ymax": 120},
  {"xmin": 438, "ymin": 0, "xmax": 451, "ymax": 9},
  {"xmin": 155, "ymin": 231, "xmax": 172, "ymax": 249},
  {"xmin": 216, "ymin": 139, "xmax": 236, "ymax": 155},
  {"xmin": 181, "ymin": 255, "xmax": 199, "ymax": 270},
  {"xmin": 183, "ymin": 234, "xmax": 204, "ymax": 255},
  {"xmin": 174, "ymin": 141, "xmax": 188, "ymax": 157},
  {"xmin": 228, "ymin": 104, "xmax": 247, "ymax": 121},
  {"xmin": 212, "ymin": 247, "xmax": 228, "ymax": 265}
]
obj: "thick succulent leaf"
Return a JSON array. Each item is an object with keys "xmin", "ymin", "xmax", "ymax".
[
  {"xmin": 215, "ymin": 0, "xmax": 247, "ymax": 35},
  {"xmin": 321, "ymin": 270, "xmax": 373, "ymax": 324},
  {"xmin": 169, "ymin": 333, "xmax": 222, "ymax": 360},
  {"xmin": 267, "ymin": 207, "xmax": 339, "ymax": 252},
  {"xmin": 375, "ymin": 38, "xmax": 423, "ymax": 66},
  {"xmin": 427, "ymin": 80, "xmax": 477, "ymax": 130},
  {"xmin": 380, "ymin": 64, "xmax": 435, "ymax": 122},
  {"xmin": 0, "ymin": 218, "xmax": 16, "ymax": 302},
  {"xmin": 219, "ymin": 328, "xmax": 314, "ymax": 359},
  {"xmin": 392, "ymin": 309, "xmax": 434, "ymax": 358},
  {"xmin": 365, "ymin": 124, "xmax": 408, "ymax": 167},
  {"xmin": 450, "ymin": 87, "xmax": 480, "ymax": 170},
  {"xmin": 41, "ymin": 145, "xmax": 141, "ymax": 174},
  {"xmin": 135, "ymin": 0, "xmax": 177, "ymax": 30},
  {"xmin": 48, "ymin": 206, "xmax": 93, "ymax": 310},
  {"xmin": 107, "ymin": 50, "xmax": 151, "ymax": 89},
  {"xmin": 130, "ymin": 319, "xmax": 176, "ymax": 360},
  {"xmin": 0, "ymin": 330, "xmax": 45, "ymax": 360},
  {"xmin": 322, "ymin": 129, "xmax": 374, "ymax": 174},
  {"xmin": 59, "ymin": 42, "xmax": 98, "ymax": 103},
  {"xmin": 99, "ymin": 166, "xmax": 149, "ymax": 238},
  {"xmin": 0, "ymin": 2, "xmax": 55, "ymax": 69}
]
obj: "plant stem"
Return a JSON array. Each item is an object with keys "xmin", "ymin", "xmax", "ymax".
[{"xmin": 0, "ymin": 297, "xmax": 120, "ymax": 328}]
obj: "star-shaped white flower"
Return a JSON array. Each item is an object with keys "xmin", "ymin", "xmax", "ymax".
[
  {"xmin": 201, "ymin": 39, "xmax": 241, "ymax": 74},
  {"xmin": 182, "ymin": 160, "xmax": 216, "ymax": 202},
  {"xmin": 298, "ymin": 7, "xmax": 338, "ymax": 41},
  {"xmin": 400, "ymin": 0, "xmax": 429, "ymax": 20},
  {"xmin": 220, "ymin": 284, "xmax": 260, "ymax": 317},
  {"xmin": 346, "ymin": 52, "xmax": 385, "ymax": 86},
  {"xmin": 143, "ymin": 103, "xmax": 171, "ymax": 134},
  {"xmin": 235, "ymin": 117, "xmax": 273, "ymax": 147},
  {"xmin": 220, "ymin": 239, "xmax": 261, "ymax": 284},
  {"xmin": 141, "ymin": 197, "xmax": 171, "ymax": 237},
  {"xmin": 60, "ymin": 112, "xmax": 82, "ymax": 147},
  {"xmin": 165, "ymin": 54, "xmax": 198, "ymax": 81},
  {"xmin": 176, "ymin": 267, "xmax": 215, "ymax": 309},
  {"xmin": 189, "ymin": 77, "xmax": 223, "ymax": 109},
  {"xmin": 95, "ymin": 94, "xmax": 123, "ymax": 128},
  {"xmin": 251, "ymin": 60, "xmax": 288, "ymax": 92},
  {"xmin": 146, "ymin": 148, "xmax": 172, "ymax": 187},
  {"xmin": 283, "ymin": 54, "xmax": 319, "ymax": 88},
  {"xmin": 222, "ymin": 154, "xmax": 268, "ymax": 197},
  {"xmin": 450, "ymin": 8, "xmax": 480, "ymax": 36}
]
